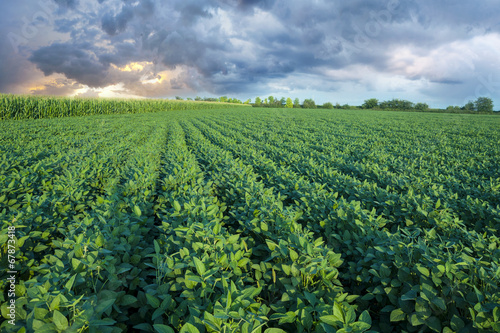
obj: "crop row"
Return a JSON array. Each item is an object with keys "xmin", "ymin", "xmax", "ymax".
[
  {"xmin": 186, "ymin": 115, "xmax": 500, "ymax": 331},
  {"xmin": 0, "ymin": 94, "xmax": 249, "ymax": 120},
  {"xmin": 1, "ymin": 108, "xmax": 499, "ymax": 332}
]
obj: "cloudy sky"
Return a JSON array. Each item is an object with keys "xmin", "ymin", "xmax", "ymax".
[{"xmin": 1, "ymin": 0, "xmax": 499, "ymax": 108}]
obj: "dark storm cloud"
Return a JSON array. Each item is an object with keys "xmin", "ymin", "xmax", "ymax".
[
  {"xmin": 53, "ymin": 0, "xmax": 79, "ymax": 9},
  {"xmin": 1, "ymin": 0, "xmax": 499, "ymax": 106},
  {"xmin": 101, "ymin": 6, "xmax": 134, "ymax": 35},
  {"xmin": 29, "ymin": 42, "xmax": 109, "ymax": 87},
  {"xmin": 0, "ymin": 37, "xmax": 33, "ymax": 92}
]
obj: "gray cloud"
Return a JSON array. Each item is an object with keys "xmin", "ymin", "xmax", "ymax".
[
  {"xmin": 29, "ymin": 42, "xmax": 110, "ymax": 87},
  {"xmin": 53, "ymin": 0, "xmax": 79, "ymax": 9},
  {"xmin": 101, "ymin": 6, "xmax": 134, "ymax": 35},
  {"xmin": 1, "ymin": 0, "xmax": 499, "ymax": 107}
]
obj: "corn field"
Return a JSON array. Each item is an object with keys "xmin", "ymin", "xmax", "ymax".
[{"xmin": 0, "ymin": 94, "xmax": 249, "ymax": 120}]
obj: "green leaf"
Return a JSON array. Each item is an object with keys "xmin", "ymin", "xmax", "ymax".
[
  {"xmin": 278, "ymin": 311, "xmax": 297, "ymax": 324},
  {"xmin": 74, "ymin": 244, "xmax": 84, "ymax": 258},
  {"xmin": 333, "ymin": 302, "xmax": 343, "ymax": 321},
  {"xmin": 474, "ymin": 286, "xmax": 485, "ymax": 303},
  {"xmin": 204, "ymin": 312, "xmax": 221, "ymax": 331},
  {"xmin": 352, "ymin": 321, "xmax": 371, "ymax": 332},
  {"xmin": 290, "ymin": 249, "xmax": 299, "ymax": 261},
  {"xmin": 228, "ymin": 234, "xmax": 240, "ymax": 244},
  {"xmin": 193, "ymin": 257, "xmax": 206, "ymax": 276},
  {"xmin": 432, "ymin": 297, "xmax": 446, "ymax": 311},
  {"xmin": 146, "ymin": 293, "xmax": 161, "ymax": 309},
  {"xmin": 320, "ymin": 315, "xmax": 341, "ymax": 327},
  {"xmin": 65, "ymin": 274, "xmax": 76, "ymax": 291},
  {"xmin": 134, "ymin": 205, "xmax": 142, "ymax": 217},
  {"xmin": 304, "ymin": 291, "xmax": 317, "ymax": 306},
  {"xmin": 50, "ymin": 294, "xmax": 61, "ymax": 311},
  {"xmin": 345, "ymin": 307, "xmax": 356, "ymax": 324},
  {"xmin": 450, "ymin": 315, "xmax": 465, "ymax": 331},
  {"xmin": 390, "ymin": 309, "xmax": 406, "ymax": 322},
  {"xmin": 133, "ymin": 323, "xmax": 153, "ymax": 331},
  {"xmin": 154, "ymin": 240, "xmax": 160, "ymax": 254},
  {"xmin": 359, "ymin": 310, "xmax": 372, "ymax": 325},
  {"xmin": 264, "ymin": 329, "xmax": 288, "ymax": 333},
  {"xmin": 120, "ymin": 295, "xmax": 138, "ymax": 306},
  {"xmin": 265, "ymin": 239, "xmax": 277, "ymax": 251},
  {"xmin": 32, "ymin": 323, "xmax": 58, "ymax": 333},
  {"xmin": 401, "ymin": 289, "xmax": 418, "ymax": 301},
  {"xmin": 213, "ymin": 223, "xmax": 221, "ymax": 235},
  {"xmin": 425, "ymin": 316, "xmax": 442, "ymax": 332},
  {"xmin": 95, "ymin": 234, "xmax": 104, "ymax": 247},
  {"xmin": 173, "ymin": 201, "xmax": 181, "ymax": 212},
  {"xmin": 71, "ymin": 258, "xmax": 83, "ymax": 271},
  {"xmin": 0, "ymin": 234, "xmax": 8, "ymax": 244},
  {"xmin": 179, "ymin": 322, "xmax": 200, "ymax": 333},
  {"xmin": 89, "ymin": 319, "xmax": 117, "ymax": 326},
  {"xmin": 53, "ymin": 310, "xmax": 68, "ymax": 331},
  {"xmin": 153, "ymin": 324, "xmax": 175, "ymax": 333},
  {"xmin": 410, "ymin": 314, "xmax": 425, "ymax": 326},
  {"xmin": 95, "ymin": 299, "xmax": 115, "ymax": 314},
  {"xmin": 417, "ymin": 265, "xmax": 430, "ymax": 277},
  {"xmin": 34, "ymin": 244, "xmax": 49, "ymax": 252}
]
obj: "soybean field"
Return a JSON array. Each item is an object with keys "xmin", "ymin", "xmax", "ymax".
[{"xmin": 1, "ymin": 107, "xmax": 500, "ymax": 333}]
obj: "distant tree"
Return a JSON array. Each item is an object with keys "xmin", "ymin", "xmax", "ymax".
[
  {"xmin": 335, "ymin": 103, "xmax": 341, "ymax": 109},
  {"xmin": 379, "ymin": 99, "xmax": 414, "ymax": 110},
  {"xmin": 286, "ymin": 97, "xmax": 293, "ymax": 108},
  {"xmin": 264, "ymin": 98, "xmax": 268, "ymax": 105},
  {"xmin": 462, "ymin": 100, "xmax": 475, "ymax": 111},
  {"xmin": 244, "ymin": 99, "xmax": 251, "ymax": 104},
  {"xmin": 475, "ymin": 97, "xmax": 493, "ymax": 112},
  {"xmin": 175, "ymin": 96, "xmax": 183, "ymax": 100},
  {"xmin": 342, "ymin": 104, "xmax": 350, "ymax": 109},
  {"xmin": 323, "ymin": 102, "xmax": 334, "ymax": 109},
  {"xmin": 186, "ymin": 97, "xmax": 193, "ymax": 101},
  {"xmin": 268, "ymin": 96, "xmax": 275, "ymax": 106},
  {"xmin": 280, "ymin": 97, "xmax": 286, "ymax": 107},
  {"xmin": 362, "ymin": 98, "xmax": 378, "ymax": 109},
  {"xmin": 415, "ymin": 103, "xmax": 429, "ymax": 111},
  {"xmin": 294, "ymin": 98, "xmax": 301, "ymax": 108},
  {"xmin": 446, "ymin": 105, "xmax": 461, "ymax": 112},
  {"xmin": 255, "ymin": 97, "xmax": 262, "ymax": 106},
  {"xmin": 219, "ymin": 96, "xmax": 228, "ymax": 103},
  {"xmin": 303, "ymin": 98, "xmax": 316, "ymax": 109},
  {"xmin": 195, "ymin": 96, "xmax": 202, "ymax": 101}
]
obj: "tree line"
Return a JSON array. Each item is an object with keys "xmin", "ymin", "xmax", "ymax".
[
  {"xmin": 173, "ymin": 95, "xmax": 496, "ymax": 113},
  {"xmin": 251, "ymin": 96, "xmax": 496, "ymax": 113},
  {"xmin": 361, "ymin": 97, "xmax": 494, "ymax": 113}
]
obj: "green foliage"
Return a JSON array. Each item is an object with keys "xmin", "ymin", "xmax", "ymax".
[
  {"xmin": 447, "ymin": 105, "xmax": 462, "ymax": 112},
  {"xmin": 286, "ymin": 98, "xmax": 294, "ymax": 108},
  {"xmin": 302, "ymin": 98, "xmax": 316, "ymax": 109},
  {"xmin": 294, "ymin": 98, "xmax": 300, "ymax": 108},
  {"xmin": 362, "ymin": 98, "xmax": 378, "ymax": 109},
  {"xmin": 463, "ymin": 100, "xmax": 475, "ymax": 111},
  {"xmin": 1, "ymin": 107, "xmax": 499, "ymax": 332},
  {"xmin": 415, "ymin": 102, "xmax": 429, "ymax": 111},
  {"xmin": 322, "ymin": 102, "xmax": 334, "ymax": 109},
  {"xmin": 379, "ymin": 98, "xmax": 415, "ymax": 110},
  {"xmin": 474, "ymin": 96, "xmax": 494, "ymax": 113},
  {"xmin": 0, "ymin": 94, "xmax": 249, "ymax": 120}
]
